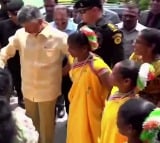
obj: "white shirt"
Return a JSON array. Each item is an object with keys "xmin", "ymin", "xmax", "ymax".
[{"xmin": 117, "ymin": 22, "xmax": 146, "ymax": 58}]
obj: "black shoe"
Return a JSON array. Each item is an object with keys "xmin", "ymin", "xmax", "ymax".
[{"xmin": 57, "ymin": 107, "xmax": 65, "ymax": 118}]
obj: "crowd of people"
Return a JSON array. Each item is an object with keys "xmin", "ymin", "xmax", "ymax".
[{"xmin": 0, "ymin": 0, "xmax": 160, "ymax": 143}]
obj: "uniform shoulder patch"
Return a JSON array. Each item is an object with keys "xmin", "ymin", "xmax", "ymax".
[
  {"xmin": 112, "ymin": 33, "xmax": 122, "ymax": 45},
  {"xmin": 107, "ymin": 23, "xmax": 118, "ymax": 32}
]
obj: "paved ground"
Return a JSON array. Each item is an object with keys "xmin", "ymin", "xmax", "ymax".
[
  {"xmin": 54, "ymin": 117, "xmax": 67, "ymax": 143},
  {"xmin": 10, "ymin": 96, "xmax": 67, "ymax": 143},
  {"xmin": 54, "ymin": 110, "xmax": 67, "ymax": 143}
]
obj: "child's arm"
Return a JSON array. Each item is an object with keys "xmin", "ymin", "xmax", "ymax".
[
  {"xmin": 99, "ymin": 71, "xmax": 112, "ymax": 91},
  {"xmin": 99, "ymin": 71, "xmax": 112, "ymax": 99}
]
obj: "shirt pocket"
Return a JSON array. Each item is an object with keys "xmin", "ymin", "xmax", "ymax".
[{"xmin": 41, "ymin": 44, "xmax": 61, "ymax": 64}]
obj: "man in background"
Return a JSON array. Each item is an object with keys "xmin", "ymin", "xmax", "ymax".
[
  {"xmin": 43, "ymin": 0, "xmax": 56, "ymax": 22},
  {"xmin": 73, "ymin": 0, "xmax": 121, "ymax": 25},
  {"xmin": 117, "ymin": 4, "xmax": 146, "ymax": 59},
  {"xmin": 139, "ymin": 0, "xmax": 160, "ymax": 29},
  {"xmin": 0, "ymin": 0, "xmax": 24, "ymax": 107},
  {"xmin": 75, "ymin": 0, "xmax": 124, "ymax": 67},
  {"xmin": 51, "ymin": 5, "xmax": 77, "ymax": 35},
  {"xmin": 51, "ymin": 5, "xmax": 77, "ymax": 117}
]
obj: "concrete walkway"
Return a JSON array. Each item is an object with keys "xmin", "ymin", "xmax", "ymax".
[{"xmin": 10, "ymin": 96, "xmax": 68, "ymax": 143}]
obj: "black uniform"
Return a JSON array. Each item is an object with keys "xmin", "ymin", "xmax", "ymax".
[
  {"xmin": 78, "ymin": 19, "xmax": 124, "ymax": 67},
  {"xmin": 75, "ymin": 0, "xmax": 124, "ymax": 67},
  {"xmin": 0, "ymin": 0, "xmax": 24, "ymax": 107},
  {"xmin": 0, "ymin": 19, "xmax": 22, "ymax": 106}
]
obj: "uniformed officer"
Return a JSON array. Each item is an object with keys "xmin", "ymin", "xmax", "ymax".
[{"xmin": 74, "ymin": 0, "xmax": 124, "ymax": 67}]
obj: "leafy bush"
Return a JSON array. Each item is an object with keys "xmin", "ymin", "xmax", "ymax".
[
  {"xmin": 138, "ymin": 0, "xmax": 150, "ymax": 10},
  {"xmin": 107, "ymin": 0, "xmax": 119, "ymax": 3}
]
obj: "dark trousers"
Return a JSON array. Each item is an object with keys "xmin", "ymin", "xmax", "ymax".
[
  {"xmin": 11, "ymin": 69, "xmax": 23, "ymax": 102},
  {"xmin": 63, "ymin": 74, "xmax": 72, "ymax": 114},
  {"xmin": 7, "ymin": 52, "xmax": 23, "ymax": 102},
  {"xmin": 56, "ymin": 74, "xmax": 72, "ymax": 114}
]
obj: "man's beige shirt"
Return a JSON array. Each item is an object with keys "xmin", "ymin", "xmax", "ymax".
[{"xmin": 0, "ymin": 24, "xmax": 68, "ymax": 102}]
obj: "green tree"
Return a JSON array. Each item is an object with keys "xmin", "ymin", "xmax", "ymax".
[
  {"xmin": 107, "ymin": 0, "xmax": 119, "ymax": 3},
  {"xmin": 119, "ymin": 0, "xmax": 138, "ymax": 3},
  {"xmin": 119, "ymin": 0, "xmax": 149, "ymax": 10},
  {"xmin": 139, "ymin": 0, "xmax": 150, "ymax": 10}
]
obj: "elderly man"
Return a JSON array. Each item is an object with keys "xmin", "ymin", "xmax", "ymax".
[
  {"xmin": 51, "ymin": 5, "xmax": 77, "ymax": 35},
  {"xmin": 117, "ymin": 4, "xmax": 146, "ymax": 59},
  {"xmin": 51, "ymin": 5, "xmax": 77, "ymax": 117},
  {"xmin": 0, "ymin": 5, "xmax": 68, "ymax": 143},
  {"xmin": 139, "ymin": 0, "xmax": 160, "ymax": 29}
]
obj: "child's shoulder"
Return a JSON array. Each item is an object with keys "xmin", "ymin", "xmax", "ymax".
[
  {"xmin": 91, "ymin": 54, "xmax": 111, "ymax": 72},
  {"xmin": 129, "ymin": 52, "xmax": 142, "ymax": 63}
]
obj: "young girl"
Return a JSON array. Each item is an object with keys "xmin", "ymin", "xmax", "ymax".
[
  {"xmin": 117, "ymin": 98, "xmax": 156, "ymax": 143},
  {"xmin": 99, "ymin": 60, "xmax": 155, "ymax": 143},
  {"xmin": 66, "ymin": 26, "xmax": 112, "ymax": 143},
  {"xmin": 131, "ymin": 28, "xmax": 160, "ymax": 105}
]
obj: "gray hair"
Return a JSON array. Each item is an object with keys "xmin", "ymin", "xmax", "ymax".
[
  {"xmin": 54, "ymin": 5, "xmax": 68, "ymax": 13},
  {"xmin": 17, "ymin": 5, "xmax": 43, "ymax": 24}
]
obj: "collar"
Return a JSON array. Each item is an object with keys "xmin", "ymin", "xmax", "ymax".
[
  {"xmin": 117, "ymin": 21, "xmax": 146, "ymax": 32},
  {"xmin": 39, "ymin": 24, "xmax": 53, "ymax": 38},
  {"xmin": 51, "ymin": 18, "xmax": 77, "ymax": 32},
  {"xmin": 109, "ymin": 90, "xmax": 135, "ymax": 101},
  {"xmin": 72, "ymin": 52, "xmax": 93, "ymax": 68},
  {"xmin": 66, "ymin": 18, "xmax": 77, "ymax": 31}
]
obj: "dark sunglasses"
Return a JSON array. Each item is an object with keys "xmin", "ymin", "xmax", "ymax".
[{"xmin": 78, "ymin": 7, "xmax": 92, "ymax": 14}]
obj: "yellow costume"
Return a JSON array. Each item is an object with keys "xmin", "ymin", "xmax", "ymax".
[
  {"xmin": 142, "ymin": 59, "xmax": 160, "ymax": 95},
  {"xmin": 129, "ymin": 52, "xmax": 142, "ymax": 63},
  {"xmin": 130, "ymin": 53, "xmax": 160, "ymax": 76},
  {"xmin": 66, "ymin": 54, "xmax": 111, "ymax": 143},
  {"xmin": 130, "ymin": 53, "xmax": 160, "ymax": 104},
  {"xmin": 151, "ymin": 59, "xmax": 160, "ymax": 77},
  {"xmin": 99, "ymin": 92, "xmax": 131, "ymax": 143}
]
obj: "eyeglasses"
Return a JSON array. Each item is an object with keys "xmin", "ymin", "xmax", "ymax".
[{"xmin": 78, "ymin": 7, "xmax": 92, "ymax": 14}]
